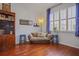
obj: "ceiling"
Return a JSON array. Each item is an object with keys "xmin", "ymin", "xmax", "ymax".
[
  {"xmin": 12, "ymin": 3, "xmax": 59, "ymax": 17},
  {"xmin": 14, "ymin": 3, "xmax": 58, "ymax": 13},
  {"xmin": 22, "ymin": 3, "xmax": 58, "ymax": 10}
]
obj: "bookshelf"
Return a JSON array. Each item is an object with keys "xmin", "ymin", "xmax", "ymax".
[{"xmin": 0, "ymin": 10, "xmax": 15, "ymax": 50}]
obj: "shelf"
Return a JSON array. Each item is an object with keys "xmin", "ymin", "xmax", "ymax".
[
  {"xmin": 0, "ymin": 10, "xmax": 15, "ymax": 16},
  {"xmin": 0, "ymin": 19, "xmax": 15, "ymax": 22},
  {"xmin": 0, "ymin": 6, "xmax": 15, "ymax": 50},
  {"xmin": 0, "ymin": 20, "xmax": 15, "ymax": 35}
]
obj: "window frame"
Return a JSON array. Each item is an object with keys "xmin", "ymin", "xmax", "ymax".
[{"xmin": 49, "ymin": 5, "xmax": 76, "ymax": 32}]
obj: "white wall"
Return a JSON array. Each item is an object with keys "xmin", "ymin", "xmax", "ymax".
[
  {"xmin": 51, "ymin": 3, "xmax": 79, "ymax": 49},
  {"xmin": 11, "ymin": 3, "xmax": 40, "ymax": 44},
  {"xmin": 40, "ymin": 11, "xmax": 47, "ymax": 33},
  {"xmin": 59, "ymin": 32, "xmax": 79, "ymax": 49}
]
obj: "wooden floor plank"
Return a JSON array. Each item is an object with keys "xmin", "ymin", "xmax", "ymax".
[{"xmin": 0, "ymin": 44, "xmax": 79, "ymax": 56}]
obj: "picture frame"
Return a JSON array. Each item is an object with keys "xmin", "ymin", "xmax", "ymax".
[{"xmin": 19, "ymin": 19, "xmax": 32, "ymax": 25}]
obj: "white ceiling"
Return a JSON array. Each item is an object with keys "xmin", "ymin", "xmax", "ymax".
[
  {"xmin": 23, "ymin": 3, "xmax": 58, "ymax": 10},
  {"xmin": 14, "ymin": 3, "xmax": 58, "ymax": 13},
  {"xmin": 12, "ymin": 3, "xmax": 59, "ymax": 18}
]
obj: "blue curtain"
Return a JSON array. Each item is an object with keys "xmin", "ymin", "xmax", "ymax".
[
  {"xmin": 47, "ymin": 8, "xmax": 50, "ymax": 33},
  {"xmin": 75, "ymin": 3, "xmax": 79, "ymax": 36}
]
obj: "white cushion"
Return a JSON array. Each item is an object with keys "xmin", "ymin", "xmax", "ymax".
[
  {"xmin": 37, "ymin": 32, "xmax": 46, "ymax": 37},
  {"xmin": 31, "ymin": 37, "xmax": 50, "ymax": 40}
]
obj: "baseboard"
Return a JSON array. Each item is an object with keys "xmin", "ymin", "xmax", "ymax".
[{"xmin": 59, "ymin": 42, "xmax": 79, "ymax": 49}]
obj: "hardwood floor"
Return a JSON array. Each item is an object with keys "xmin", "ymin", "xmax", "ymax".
[{"xmin": 0, "ymin": 43, "xmax": 79, "ymax": 56}]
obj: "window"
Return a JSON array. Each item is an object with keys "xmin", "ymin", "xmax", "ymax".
[
  {"xmin": 68, "ymin": 5, "xmax": 76, "ymax": 31},
  {"xmin": 60, "ymin": 9, "xmax": 66, "ymax": 19},
  {"xmin": 53, "ymin": 11, "xmax": 59, "ymax": 31},
  {"xmin": 68, "ymin": 19, "xmax": 72, "ymax": 31},
  {"xmin": 54, "ymin": 21, "xmax": 59, "ymax": 31},
  {"xmin": 49, "ymin": 5, "xmax": 76, "ymax": 32},
  {"xmin": 50, "ymin": 23, "xmax": 53, "ymax": 31},
  {"xmin": 60, "ymin": 9, "xmax": 67, "ymax": 31},
  {"xmin": 72, "ymin": 18, "xmax": 76, "ymax": 31},
  {"xmin": 71, "ymin": 5, "xmax": 76, "ymax": 17},
  {"xmin": 60, "ymin": 20, "xmax": 66, "ymax": 31},
  {"xmin": 68, "ymin": 18, "xmax": 76, "ymax": 31},
  {"xmin": 54, "ymin": 11, "xmax": 59, "ymax": 20}
]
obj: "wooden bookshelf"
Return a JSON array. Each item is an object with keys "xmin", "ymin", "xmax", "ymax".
[{"xmin": 0, "ymin": 10, "xmax": 15, "ymax": 51}]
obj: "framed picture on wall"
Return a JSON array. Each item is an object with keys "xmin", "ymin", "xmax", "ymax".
[{"xmin": 19, "ymin": 19, "xmax": 32, "ymax": 25}]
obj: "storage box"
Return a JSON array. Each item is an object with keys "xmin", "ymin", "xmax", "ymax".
[{"xmin": 2, "ymin": 3, "xmax": 11, "ymax": 12}]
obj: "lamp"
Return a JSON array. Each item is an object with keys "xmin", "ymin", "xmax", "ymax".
[{"xmin": 37, "ymin": 17, "xmax": 44, "ymax": 32}]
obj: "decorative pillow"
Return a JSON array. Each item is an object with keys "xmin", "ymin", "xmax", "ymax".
[
  {"xmin": 31, "ymin": 33, "xmax": 37, "ymax": 37},
  {"xmin": 46, "ymin": 33, "xmax": 48, "ymax": 37},
  {"xmin": 37, "ymin": 33, "xmax": 46, "ymax": 37},
  {"xmin": 41, "ymin": 33, "xmax": 46, "ymax": 37},
  {"xmin": 37, "ymin": 33, "xmax": 42, "ymax": 37}
]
